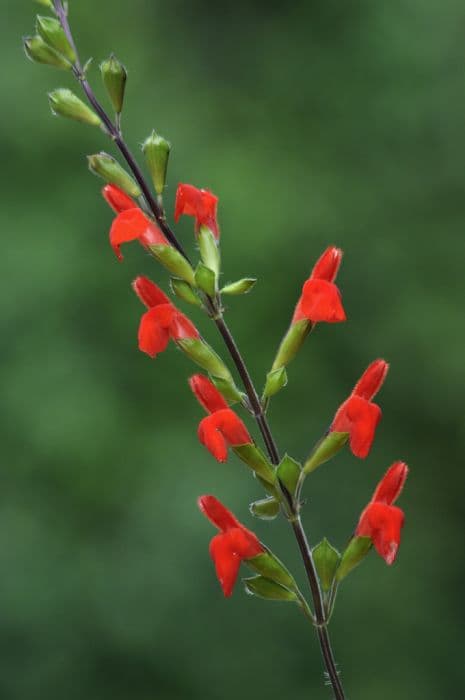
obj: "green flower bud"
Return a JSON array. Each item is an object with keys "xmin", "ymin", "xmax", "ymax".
[
  {"xmin": 277, "ymin": 454, "xmax": 302, "ymax": 498},
  {"xmin": 249, "ymin": 497, "xmax": 280, "ymax": 520},
  {"xmin": 48, "ymin": 89, "xmax": 102, "ymax": 126},
  {"xmin": 100, "ymin": 54, "xmax": 127, "ymax": 114},
  {"xmin": 23, "ymin": 35, "xmax": 71, "ymax": 70},
  {"xmin": 142, "ymin": 130, "xmax": 171, "ymax": 196},
  {"xmin": 221, "ymin": 278, "xmax": 257, "ymax": 295},
  {"xmin": 87, "ymin": 152, "xmax": 141, "ymax": 197},
  {"xmin": 263, "ymin": 367, "xmax": 288, "ymax": 399},
  {"xmin": 36, "ymin": 15, "xmax": 76, "ymax": 63},
  {"xmin": 243, "ymin": 576, "xmax": 298, "ymax": 603},
  {"xmin": 313, "ymin": 538, "xmax": 341, "ymax": 592}
]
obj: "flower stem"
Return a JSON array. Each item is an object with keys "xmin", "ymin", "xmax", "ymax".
[{"xmin": 52, "ymin": 3, "xmax": 347, "ymax": 696}]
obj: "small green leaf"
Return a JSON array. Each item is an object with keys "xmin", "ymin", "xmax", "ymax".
[
  {"xmin": 249, "ymin": 497, "xmax": 280, "ymax": 520},
  {"xmin": 149, "ymin": 245, "xmax": 195, "ymax": 286},
  {"xmin": 233, "ymin": 444, "xmax": 276, "ymax": 486},
  {"xmin": 194, "ymin": 263, "xmax": 216, "ymax": 296},
  {"xmin": 263, "ymin": 367, "xmax": 288, "ymax": 399},
  {"xmin": 244, "ymin": 576, "xmax": 298, "ymax": 602},
  {"xmin": 303, "ymin": 432, "xmax": 349, "ymax": 475},
  {"xmin": 221, "ymin": 278, "xmax": 257, "ymax": 295},
  {"xmin": 277, "ymin": 454, "xmax": 302, "ymax": 498},
  {"xmin": 312, "ymin": 538, "xmax": 341, "ymax": 592},
  {"xmin": 247, "ymin": 551, "xmax": 296, "ymax": 590},
  {"xmin": 170, "ymin": 278, "xmax": 201, "ymax": 306},
  {"xmin": 336, "ymin": 537, "xmax": 372, "ymax": 582}
]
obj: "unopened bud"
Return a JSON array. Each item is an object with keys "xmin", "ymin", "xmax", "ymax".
[
  {"xmin": 36, "ymin": 15, "xmax": 76, "ymax": 63},
  {"xmin": 23, "ymin": 35, "xmax": 71, "ymax": 70},
  {"xmin": 312, "ymin": 538, "xmax": 341, "ymax": 592},
  {"xmin": 271, "ymin": 319, "xmax": 312, "ymax": 371},
  {"xmin": 249, "ymin": 497, "xmax": 280, "ymax": 520},
  {"xmin": 100, "ymin": 54, "xmax": 127, "ymax": 114},
  {"xmin": 87, "ymin": 152, "xmax": 141, "ymax": 198},
  {"xmin": 142, "ymin": 131, "xmax": 171, "ymax": 196},
  {"xmin": 49, "ymin": 89, "xmax": 101, "ymax": 127},
  {"xmin": 221, "ymin": 278, "xmax": 257, "ymax": 295},
  {"xmin": 263, "ymin": 367, "xmax": 288, "ymax": 399},
  {"xmin": 244, "ymin": 576, "xmax": 298, "ymax": 603}
]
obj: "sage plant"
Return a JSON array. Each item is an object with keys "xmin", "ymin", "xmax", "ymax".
[{"xmin": 23, "ymin": 2, "xmax": 409, "ymax": 698}]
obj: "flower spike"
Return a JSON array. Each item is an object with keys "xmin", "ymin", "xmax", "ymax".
[
  {"xmin": 331, "ymin": 359, "xmax": 389, "ymax": 458},
  {"xmin": 175, "ymin": 183, "xmax": 220, "ymax": 239},
  {"xmin": 198, "ymin": 495, "xmax": 263, "ymax": 596}
]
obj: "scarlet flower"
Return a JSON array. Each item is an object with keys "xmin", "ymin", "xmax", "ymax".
[
  {"xmin": 190, "ymin": 374, "xmax": 252, "ymax": 462},
  {"xmin": 356, "ymin": 461, "xmax": 408, "ymax": 564},
  {"xmin": 292, "ymin": 246, "xmax": 346, "ymax": 324},
  {"xmin": 103, "ymin": 184, "xmax": 169, "ymax": 260},
  {"xmin": 174, "ymin": 183, "xmax": 220, "ymax": 239},
  {"xmin": 331, "ymin": 359, "xmax": 389, "ymax": 458},
  {"xmin": 133, "ymin": 275, "xmax": 198, "ymax": 358},
  {"xmin": 198, "ymin": 494, "xmax": 263, "ymax": 597}
]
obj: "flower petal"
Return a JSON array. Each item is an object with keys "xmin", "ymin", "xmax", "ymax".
[
  {"xmin": 102, "ymin": 184, "xmax": 136, "ymax": 213},
  {"xmin": 175, "ymin": 183, "xmax": 220, "ymax": 239},
  {"xmin": 293, "ymin": 279, "xmax": 346, "ymax": 323},
  {"xmin": 189, "ymin": 375, "xmax": 228, "ymax": 414},
  {"xmin": 198, "ymin": 495, "xmax": 242, "ymax": 532},
  {"xmin": 209, "ymin": 533, "xmax": 241, "ymax": 597},
  {"xmin": 356, "ymin": 502, "xmax": 404, "ymax": 565},
  {"xmin": 311, "ymin": 246, "xmax": 343, "ymax": 283},
  {"xmin": 132, "ymin": 276, "xmax": 171, "ymax": 308},
  {"xmin": 110, "ymin": 208, "xmax": 168, "ymax": 260},
  {"xmin": 198, "ymin": 415, "xmax": 229, "ymax": 462},
  {"xmin": 353, "ymin": 359, "xmax": 389, "ymax": 401},
  {"xmin": 332, "ymin": 395, "xmax": 382, "ymax": 458},
  {"xmin": 213, "ymin": 409, "xmax": 252, "ymax": 447},
  {"xmin": 137, "ymin": 306, "xmax": 172, "ymax": 358},
  {"xmin": 372, "ymin": 461, "xmax": 409, "ymax": 505},
  {"xmin": 169, "ymin": 311, "xmax": 199, "ymax": 341}
]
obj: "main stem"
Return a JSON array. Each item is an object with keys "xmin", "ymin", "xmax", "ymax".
[{"xmin": 53, "ymin": 3, "xmax": 346, "ymax": 696}]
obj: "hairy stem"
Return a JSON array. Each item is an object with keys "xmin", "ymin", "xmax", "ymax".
[{"xmin": 52, "ymin": 2, "xmax": 346, "ymax": 696}]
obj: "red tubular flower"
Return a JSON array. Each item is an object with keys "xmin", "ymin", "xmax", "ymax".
[
  {"xmin": 189, "ymin": 374, "xmax": 228, "ymax": 414},
  {"xmin": 103, "ymin": 184, "xmax": 169, "ymax": 261},
  {"xmin": 174, "ymin": 183, "xmax": 220, "ymax": 239},
  {"xmin": 102, "ymin": 184, "xmax": 136, "ymax": 213},
  {"xmin": 198, "ymin": 409, "xmax": 252, "ymax": 463},
  {"xmin": 292, "ymin": 246, "xmax": 346, "ymax": 324},
  {"xmin": 132, "ymin": 276, "xmax": 199, "ymax": 358},
  {"xmin": 331, "ymin": 359, "xmax": 389, "ymax": 458},
  {"xmin": 198, "ymin": 495, "xmax": 263, "ymax": 597},
  {"xmin": 355, "ymin": 461, "xmax": 408, "ymax": 565}
]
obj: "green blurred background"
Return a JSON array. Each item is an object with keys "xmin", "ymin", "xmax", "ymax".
[{"xmin": 2, "ymin": 1, "xmax": 464, "ymax": 698}]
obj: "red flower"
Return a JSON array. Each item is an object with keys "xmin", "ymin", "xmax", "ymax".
[
  {"xmin": 174, "ymin": 183, "xmax": 220, "ymax": 239},
  {"xmin": 190, "ymin": 374, "xmax": 251, "ymax": 462},
  {"xmin": 331, "ymin": 359, "xmax": 388, "ymax": 458},
  {"xmin": 356, "ymin": 461, "xmax": 408, "ymax": 564},
  {"xmin": 133, "ymin": 276, "xmax": 198, "ymax": 358},
  {"xmin": 292, "ymin": 246, "xmax": 346, "ymax": 324},
  {"xmin": 103, "ymin": 184, "xmax": 169, "ymax": 261},
  {"xmin": 189, "ymin": 374, "xmax": 228, "ymax": 414},
  {"xmin": 198, "ymin": 495, "xmax": 263, "ymax": 597}
]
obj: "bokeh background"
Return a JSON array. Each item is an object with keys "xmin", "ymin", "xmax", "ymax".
[{"xmin": 2, "ymin": 1, "xmax": 464, "ymax": 698}]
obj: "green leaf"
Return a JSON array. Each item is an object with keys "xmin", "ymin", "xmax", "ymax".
[
  {"xmin": 277, "ymin": 454, "xmax": 302, "ymax": 498},
  {"xmin": 243, "ymin": 576, "xmax": 298, "ymax": 602},
  {"xmin": 303, "ymin": 432, "xmax": 349, "ymax": 475},
  {"xmin": 336, "ymin": 537, "xmax": 372, "ymax": 582},
  {"xmin": 233, "ymin": 444, "xmax": 276, "ymax": 486},
  {"xmin": 249, "ymin": 497, "xmax": 280, "ymax": 520},
  {"xmin": 221, "ymin": 278, "xmax": 257, "ymax": 295},
  {"xmin": 312, "ymin": 538, "xmax": 341, "ymax": 592},
  {"xmin": 194, "ymin": 263, "xmax": 216, "ymax": 296},
  {"xmin": 247, "ymin": 551, "xmax": 296, "ymax": 589},
  {"xmin": 263, "ymin": 367, "xmax": 288, "ymax": 399}
]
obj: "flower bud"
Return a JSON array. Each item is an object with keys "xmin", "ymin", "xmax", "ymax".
[
  {"xmin": 263, "ymin": 367, "xmax": 288, "ymax": 399},
  {"xmin": 87, "ymin": 152, "xmax": 141, "ymax": 198},
  {"xmin": 170, "ymin": 278, "xmax": 201, "ymax": 306},
  {"xmin": 244, "ymin": 576, "xmax": 298, "ymax": 603},
  {"xmin": 249, "ymin": 497, "xmax": 280, "ymax": 520},
  {"xmin": 142, "ymin": 130, "xmax": 171, "ymax": 196},
  {"xmin": 36, "ymin": 15, "xmax": 76, "ymax": 63},
  {"xmin": 303, "ymin": 431, "xmax": 349, "ymax": 475},
  {"xmin": 48, "ymin": 89, "xmax": 102, "ymax": 126},
  {"xmin": 335, "ymin": 536, "xmax": 372, "ymax": 582},
  {"xmin": 23, "ymin": 35, "xmax": 71, "ymax": 70},
  {"xmin": 221, "ymin": 278, "xmax": 257, "ymax": 295},
  {"xmin": 149, "ymin": 245, "xmax": 195, "ymax": 286},
  {"xmin": 277, "ymin": 454, "xmax": 301, "ymax": 498},
  {"xmin": 100, "ymin": 54, "xmax": 127, "ymax": 114},
  {"xmin": 271, "ymin": 319, "xmax": 312, "ymax": 371},
  {"xmin": 312, "ymin": 538, "xmax": 341, "ymax": 592},
  {"xmin": 247, "ymin": 550, "xmax": 296, "ymax": 590}
]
